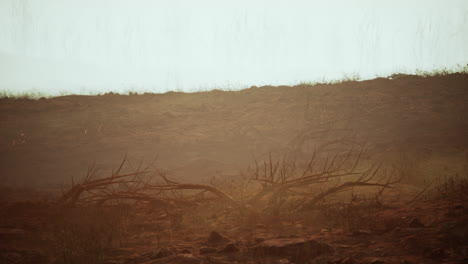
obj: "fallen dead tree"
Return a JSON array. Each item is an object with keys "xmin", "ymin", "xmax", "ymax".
[
  {"xmin": 246, "ymin": 146, "xmax": 400, "ymax": 213},
  {"xmin": 59, "ymin": 156, "xmax": 241, "ymax": 209},
  {"xmin": 59, "ymin": 147, "xmax": 400, "ymax": 215}
]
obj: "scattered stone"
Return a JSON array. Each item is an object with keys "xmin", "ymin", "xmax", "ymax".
[
  {"xmin": 172, "ymin": 254, "xmax": 202, "ymax": 264},
  {"xmin": 401, "ymin": 235, "xmax": 418, "ymax": 250},
  {"xmin": 145, "ymin": 247, "xmax": 172, "ymax": 259},
  {"xmin": 445, "ymin": 210, "xmax": 457, "ymax": 218},
  {"xmin": 381, "ymin": 215, "xmax": 401, "ymax": 232},
  {"xmin": 408, "ymin": 218, "xmax": 425, "ymax": 228},
  {"xmin": 363, "ymin": 257, "xmax": 385, "ymax": 264},
  {"xmin": 446, "ymin": 205, "xmax": 466, "ymax": 217},
  {"xmin": 274, "ymin": 259, "xmax": 292, "ymax": 264},
  {"xmin": 219, "ymin": 243, "xmax": 240, "ymax": 253},
  {"xmin": 351, "ymin": 230, "xmax": 372, "ymax": 236},
  {"xmin": 252, "ymin": 237, "xmax": 332, "ymax": 262},
  {"xmin": 341, "ymin": 257, "xmax": 356, "ymax": 264},
  {"xmin": 199, "ymin": 247, "xmax": 217, "ymax": 255},
  {"xmin": 330, "ymin": 229, "xmax": 345, "ymax": 235},
  {"xmin": 255, "ymin": 237, "xmax": 265, "ymax": 244},
  {"xmin": 426, "ymin": 248, "xmax": 447, "ymax": 259},
  {"xmin": 208, "ymin": 231, "xmax": 229, "ymax": 244},
  {"xmin": 148, "ymin": 254, "xmax": 202, "ymax": 264},
  {"xmin": 124, "ymin": 254, "xmax": 150, "ymax": 264}
]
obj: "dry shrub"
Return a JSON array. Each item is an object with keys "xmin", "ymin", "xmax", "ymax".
[
  {"xmin": 51, "ymin": 147, "xmax": 401, "ymax": 261},
  {"xmin": 312, "ymin": 196, "xmax": 386, "ymax": 232},
  {"xmin": 48, "ymin": 205, "xmax": 130, "ymax": 264},
  {"xmin": 426, "ymin": 174, "xmax": 468, "ymax": 201}
]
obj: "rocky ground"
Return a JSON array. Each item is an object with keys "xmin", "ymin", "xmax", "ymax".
[{"xmin": 0, "ymin": 183, "xmax": 467, "ymax": 264}]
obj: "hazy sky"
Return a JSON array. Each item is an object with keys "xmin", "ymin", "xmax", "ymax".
[{"xmin": 1, "ymin": 0, "xmax": 467, "ymax": 95}]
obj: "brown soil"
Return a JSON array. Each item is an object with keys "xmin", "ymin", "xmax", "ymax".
[
  {"xmin": 0, "ymin": 73, "xmax": 467, "ymax": 263},
  {"xmin": 1, "ymin": 73, "xmax": 468, "ymax": 186},
  {"xmin": 0, "ymin": 185, "xmax": 467, "ymax": 264}
]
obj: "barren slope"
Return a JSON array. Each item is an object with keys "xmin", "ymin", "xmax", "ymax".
[{"xmin": 0, "ymin": 74, "xmax": 467, "ymax": 186}]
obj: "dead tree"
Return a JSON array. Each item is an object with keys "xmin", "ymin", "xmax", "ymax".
[
  {"xmin": 246, "ymin": 146, "xmax": 400, "ymax": 213},
  {"xmin": 59, "ymin": 156, "xmax": 241, "ymax": 209},
  {"xmin": 60, "ymin": 147, "xmax": 400, "ymax": 216}
]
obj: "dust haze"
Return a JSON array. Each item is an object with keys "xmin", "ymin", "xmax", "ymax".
[{"xmin": 1, "ymin": 1, "xmax": 468, "ymax": 264}]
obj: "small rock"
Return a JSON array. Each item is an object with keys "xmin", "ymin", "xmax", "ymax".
[
  {"xmin": 426, "ymin": 248, "xmax": 446, "ymax": 259},
  {"xmin": 330, "ymin": 229, "xmax": 345, "ymax": 235},
  {"xmin": 179, "ymin": 249, "xmax": 191, "ymax": 254},
  {"xmin": 219, "ymin": 243, "xmax": 240, "ymax": 253},
  {"xmin": 446, "ymin": 205, "xmax": 465, "ymax": 217},
  {"xmin": 255, "ymin": 237, "xmax": 265, "ymax": 244},
  {"xmin": 252, "ymin": 237, "xmax": 332, "ymax": 262},
  {"xmin": 351, "ymin": 230, "xmax": 372, "ymax": 236},
  {"xmin": 143, "ymin": 254, "xmax": 202, "ymax": 264},
  {"xmin": 274, "ymin": 259, "xmax": 292, "ymax": 264},
  {"xmin": 401, "ymin": 235, "xmax": 418, "ymax": 250},
  {"xmin": 199, "ymin": 247, "xmax": 217, "ymax": 255},
  {"xmin": 208, "ymin": 231, "xmax": 229, "ymax": 244},
  {"xmin": 145, "ymin": 247, "xmax": 172, "ymax": 259},
  {"xmin": 173, "ymin": 254, "xmax": 202, "ymax": 264},
  {"xmin": 363, "ymin": 257, "xmax": 385, "ymax": 264},
  {"xmin": 408, "ymin": 218, "xmax": 425, "ymax": 228},
  {"xmin": 341, "ymin": 257, "xmax": 356, "ymax": 264},
  {"xmin": 445, "ymin": 210, "xmax": 456, "ymax": 218}
]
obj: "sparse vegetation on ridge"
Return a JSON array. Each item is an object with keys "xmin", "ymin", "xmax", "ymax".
[{"xmin": 1, "ymin": 66, "xmax": 467, "ymax": 99}]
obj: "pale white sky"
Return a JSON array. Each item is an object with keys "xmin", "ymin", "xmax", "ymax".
[{"xmin": 0, "ymin": 0, "xmax": 467, "ymax": 95}]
